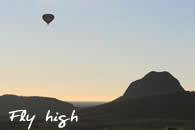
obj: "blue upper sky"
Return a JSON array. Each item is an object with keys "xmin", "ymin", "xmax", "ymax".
[{"xmin": 0, "ymin": 0, "xmax": 195, "ymax": 101}]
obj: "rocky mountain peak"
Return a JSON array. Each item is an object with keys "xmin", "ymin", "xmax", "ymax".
[{"xmin": 123, "ymin": 71, "xmax": 185, "ymax": 98}]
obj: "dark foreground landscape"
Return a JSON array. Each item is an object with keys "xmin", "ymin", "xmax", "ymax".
[{"xmin": 1, "ymin": 71, "xmax": 195, "ymax": 130}]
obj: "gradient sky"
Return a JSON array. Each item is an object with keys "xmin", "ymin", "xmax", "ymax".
[{"xmin": 0, "ymin": 0, "xmax": 195, "ymax": 101}]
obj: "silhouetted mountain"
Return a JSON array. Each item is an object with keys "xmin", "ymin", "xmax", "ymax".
[
  {"xmin": 123, "ymin": 71, "xmax": 185, "ymax": 98},
  {"xmin": 77, "ymin": 92, "xmax": 195, "ymax": 128},
  {"xmin": 0, "ymin": 95, "xmax": 74, "ymax": 117},
  {"xmin": 77, "ymin": 71, "xmax": 195, "ymax": 128}
]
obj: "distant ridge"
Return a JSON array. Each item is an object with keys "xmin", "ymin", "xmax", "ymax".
[
  {"xmin": 123, "ymin": 71, "xmax": 185, "ymax": 98},
  {"xmin": 0, "ymin": 94, "xmax": 75, "ymax": 117}
]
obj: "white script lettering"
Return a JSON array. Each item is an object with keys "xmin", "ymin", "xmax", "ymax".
[{"xmin": 9, "ymin": 110, "xmax": 36, "ymax": 130}]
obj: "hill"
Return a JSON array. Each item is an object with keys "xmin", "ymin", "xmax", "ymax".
[
  {"xmin": 0, "ymin": 95, "xmax": 75, "ymax": 118},
  {"xmin": 77, "ymin": 71, "xmax": 195, "ymax": 128}
]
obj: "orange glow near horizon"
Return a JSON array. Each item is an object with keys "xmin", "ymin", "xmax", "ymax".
[
  {"xmin": 0, "ymin": 81, "xmax": 122, "ymax": 102},
  {"xmin": 0, "ymin": 92, "xmax": 117, "ymax": 102},
  {"xmin": 1, "ymin": 70, "xmax": 195, "ymax": 102}
]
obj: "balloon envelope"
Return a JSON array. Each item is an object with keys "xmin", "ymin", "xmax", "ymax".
[{"xmin": 42, "ymin": 14, "xmax": 55, "ymax": 24}]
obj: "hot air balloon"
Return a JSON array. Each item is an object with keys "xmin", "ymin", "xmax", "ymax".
[{"xmin": 42, "ymin": 14, "xmax": 55, "ymax": 25}]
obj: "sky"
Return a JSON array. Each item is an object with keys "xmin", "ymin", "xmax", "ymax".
[{"xmin": 0, "ymin": 0, "xmax": 195, "ymax": 101}]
